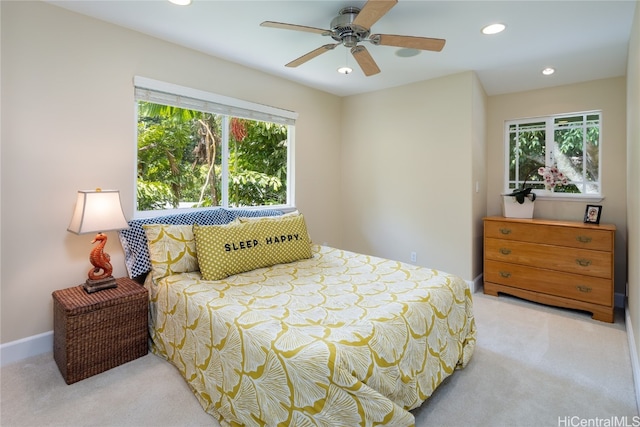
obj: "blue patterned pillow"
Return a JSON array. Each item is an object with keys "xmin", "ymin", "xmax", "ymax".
[{"xmin": 118, "ymin": 208, "xmax": 282, "ymax": 279}]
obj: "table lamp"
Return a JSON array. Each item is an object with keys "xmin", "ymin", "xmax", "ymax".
[{"xmin": 67, "ymin": 188, "xmax": 129, "ymax": 293}]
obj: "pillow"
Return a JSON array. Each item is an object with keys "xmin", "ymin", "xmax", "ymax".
[
  {"xmin": 142, "ymin": 224, "xmax": 199, "ymax": 280},
  {"xmin": 194, "ymin": 214, "xmax": 312, "ymax": 280},
  {"xmin": 237, "ymin": 210, "xmax": 300, "ymax": 223},
  {"xmin": 236, "ymin": 211, "xmax": 312, "ymax": 244},
  {"xmin": 118, "ymin": 208, "xmax": 283, "ymax": 279}
]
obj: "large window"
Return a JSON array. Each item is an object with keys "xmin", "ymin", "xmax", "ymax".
[
  {"xmin": 505, "ymin": 111, "xmax": 601, "ymax": 198},
  {"xmin": 134, "ymin": 77, "xmax": 296, "ymax": 214}
]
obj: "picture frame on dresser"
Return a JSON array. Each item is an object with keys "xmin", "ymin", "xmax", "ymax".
[{"xmin": 584, "ymin": 204, "xmax": 602, "ymax": 224}]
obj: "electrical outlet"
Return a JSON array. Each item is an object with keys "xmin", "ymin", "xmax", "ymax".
[{"xmin": 410, "ymin": 251, "xmax": 417, "ymax": 263}]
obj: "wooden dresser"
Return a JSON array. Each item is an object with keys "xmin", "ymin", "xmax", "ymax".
[{"xmin": 483, "ymin": 216, "xmax": 615, "ymax": 322}]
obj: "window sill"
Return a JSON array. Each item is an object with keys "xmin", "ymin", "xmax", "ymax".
[
  {"xmin": 533, "ymin": 194, "xmax": 604, "ymax": 203},
  {"xmin": 503, "ymin": 190, "xmax": 604, "ymax": 203}
]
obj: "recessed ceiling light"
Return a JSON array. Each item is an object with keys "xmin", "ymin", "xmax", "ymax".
[
  {"xmin": 169, "ymin": 0, "xmax": 191, "ymax": 5},
  {"xmin": 481, "ymin": 23, "xmax": 506, "ymax": 35},
  {"xmin": 542, "ymin": 67, "xmax": 555, "ymax": 76},
  {"xmin": 337, "ymin": 66, "xmax": 353, "ymax": 75}
]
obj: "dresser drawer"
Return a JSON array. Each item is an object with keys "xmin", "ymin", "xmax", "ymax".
[
  {"xmin": 485, "ymin": 220, "xmax": 613, "ymax": 251},
  {"xmin": 485, "ymin": 260, "xmax": 612, "ymax": 306},
  {"xmin": 485, "ymin": 237, "xmax": 612, "ymax": 279}
]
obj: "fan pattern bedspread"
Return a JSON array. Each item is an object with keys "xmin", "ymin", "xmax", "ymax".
[{"xmin": 146, "ymin": 245, "xmax": 476, "ymax": 427}]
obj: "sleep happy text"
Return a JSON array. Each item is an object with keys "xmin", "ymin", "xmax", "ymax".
[{"xmin": 224, "ymin": 234, "xmax": 301, "ymax": 252}]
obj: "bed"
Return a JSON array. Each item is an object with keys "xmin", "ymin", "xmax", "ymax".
[{"xmin": 119, "ymin": 208, "xmax": 476, "ymax": 427}]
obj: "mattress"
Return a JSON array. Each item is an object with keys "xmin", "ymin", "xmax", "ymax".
[{"xmin": 146, "ymin": 244, "xmax": 476, "ymax": 426}]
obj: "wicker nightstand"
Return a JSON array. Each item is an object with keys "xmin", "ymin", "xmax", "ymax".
[{"xmin": 52, "ymin": 277, "xmax": 148, "ymax": 384}]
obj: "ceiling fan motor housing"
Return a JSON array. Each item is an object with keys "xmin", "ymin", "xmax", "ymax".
[{"xmin": 330, "ymin": 7, "xmax": 369, "ymax": 47}]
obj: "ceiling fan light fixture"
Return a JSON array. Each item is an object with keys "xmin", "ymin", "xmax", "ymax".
[
  {"xmin": 396, "ymin": 48, "xmax": 420, "ymax": 58},
  {"xmin": 337, "ymin": 66, "xmax": 353, "ymax": 75},
  {"xmin": 481, "ymin": 23, "xmax": 506, "ymax": 35}
]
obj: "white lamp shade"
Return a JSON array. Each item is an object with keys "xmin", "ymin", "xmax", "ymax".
[{"xmin": 67, "ymin": 189, "xmax": 129, "ymax": 235}]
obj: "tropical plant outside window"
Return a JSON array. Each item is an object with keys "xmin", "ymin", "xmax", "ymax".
[
  {"xmin": 136, "ymin": 98, "xmax": 291, "ymax": 213},
  {"xmin": 506, "ymin": 111, "xmax": 601, "ymax": 197}
]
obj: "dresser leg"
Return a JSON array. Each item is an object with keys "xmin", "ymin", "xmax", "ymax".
[
  {"xmin": 483, "ymin": 283, "xmax": 500, "ymax": 297},
  {"xmin": 591, "ymin": 309, "xmax": 614, "ymax": 323}
]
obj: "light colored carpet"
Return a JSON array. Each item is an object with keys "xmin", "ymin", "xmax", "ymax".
[{"xmin": 1, "ymin": 292, "xmax": 637, "ymax": 427}]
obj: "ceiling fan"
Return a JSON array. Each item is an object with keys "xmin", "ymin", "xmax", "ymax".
[{"xmin": 260, "ymin": 0, "xmax": 446, "ymax": 77}]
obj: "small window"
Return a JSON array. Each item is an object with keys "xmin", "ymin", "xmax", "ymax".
[
  {"xmin": 505, "ymin": 111, "xmax": 601, "ymax": 197},
  {"xmin": 134, "ymin": 78, "xmax": 296, "ymax": 214}
]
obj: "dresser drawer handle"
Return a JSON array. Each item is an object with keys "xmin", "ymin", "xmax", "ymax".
[
  {"xmin": 576, "ymin": 235, "xmax": 593, "ymax": 243},
  {"xmin": 499, "ymin": 271, "xmax": 511, "ymax": 278},
  {"xmin": 499, "ymin": 248, "xmax": 512, "ymax": 255},
  {"xmin": 576, "ymin": 285, "xmax": 592, "ymax": 293},
  {"xmin": 499, "ymin": 228, "xmax": 512, "ymax": 235},
  {"xmin": 576, "ymin": 258, "xmax": 592, "ymax": 267}
]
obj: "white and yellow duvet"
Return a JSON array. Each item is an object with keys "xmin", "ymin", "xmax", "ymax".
[{"xmin": 146, "ymin": 245, "xmax": 476, "ymax": 427}]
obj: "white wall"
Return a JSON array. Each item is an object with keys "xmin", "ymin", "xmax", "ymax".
[
  {"xmin": 626, "ymin": 0, "xmax": 640, "ymax": 407},
  {"xmin": 0, "ymin": 1, "xmax": 343, "ymax": 344},
  {"xmin": 471, "ymin": 73, "xmax": 488, "ymax": 282},
  {"xmin": 340, "ymin": 72, "xmax": 485, "ymax": 282},
  {"xmin": 486, "ymin": 77, "xmax": 629, "ymax": 297}
]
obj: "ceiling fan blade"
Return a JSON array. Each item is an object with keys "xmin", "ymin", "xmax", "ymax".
[
  {"xmin": 352, "ymin": 0, "xmax": 398, "ymax": 29},
  {"xmin": 261, "ymin": 21, "xmax": 330, "ymax": 36},
  {"xmin": 286, "ymin": 44, "xmax": 339, "ymax": 68},
  {"xmin": 351, "ymin": 45, "xmax": 381, "ymax": 76},
  {"xmin": 372, "ymin": 34, "xmax": 446, "ymax": 52}
]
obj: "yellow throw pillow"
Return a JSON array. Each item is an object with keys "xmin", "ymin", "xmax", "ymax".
[
  {"xmin": 142, "ymin": 224, "xmax": 199, "ymax": 280},
  {"xmin": 236, "ymin": 211, "xmax": 312, "ymax": 242},
  {"xmin": 237, "ymin": 210, "xmax": 300, "ymax": 223},
  {"xmin": 194, "ymin": 214, "xmax": 312, "ymax": 280}
]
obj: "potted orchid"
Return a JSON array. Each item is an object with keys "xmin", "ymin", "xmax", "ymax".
[
  {"xmin": 505, "ymin": 164, "xmax": 568, "ymax": 204},
  {"xmin": 502, "ymin": 164, "xmax": 568, "ymax": 218}
]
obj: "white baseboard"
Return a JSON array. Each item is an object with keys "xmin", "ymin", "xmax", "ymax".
[
  {"xmin": 626, "ymin": 303, "xmax": 640, "ymax": 414},
  {"xmin": 470, "ymin": 273, "xmax": 483, "ymax": 294},
  {"xmin": 0, "ymin": 331, "xmax": 53, "ymax": 367}
]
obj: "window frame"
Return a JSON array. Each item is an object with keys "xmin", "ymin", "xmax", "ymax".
[
  {"xmin": 504, "ymin": 110, "xmax": 603, "ymax": 202},
  {"xmin": 133, "ymin": 77, "xmax": 297, "ymax": 218}
]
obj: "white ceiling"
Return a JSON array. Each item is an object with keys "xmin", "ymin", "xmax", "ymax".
[{"xmin": 46, "ymin": 0, "xmax": 636, "ymax": 97}]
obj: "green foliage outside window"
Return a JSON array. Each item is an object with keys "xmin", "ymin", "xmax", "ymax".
[
  {"xmin": 507, "ymin": 112, "xmax": 601, "ymax": 195},
  {"xmin": 137, "ymin": 102, "xmax": 288, "ymax": 211},
  {"xmin": 229, "ymin": 120, "xmax": 288, "ymax": 206}
]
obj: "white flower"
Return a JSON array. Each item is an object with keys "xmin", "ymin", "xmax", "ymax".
[{"xmin": 538, "ymin": 165, "xmax": 568, "ymax": 191}]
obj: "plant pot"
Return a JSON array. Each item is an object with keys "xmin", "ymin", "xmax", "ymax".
[{"xmin": 502, "ymin": 195, "xmax": 535, "ymax": 218}]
